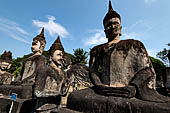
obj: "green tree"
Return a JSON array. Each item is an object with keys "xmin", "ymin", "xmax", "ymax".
[
  {"xmin": 71, "ymin": 48, "xmax": 88, "ymax": 65},
  {"xmin": 156, "ymin": 48, "xmax": 169, "ymax": 66},
  {"xmin": 156, "ymin": 43, "xmax": 170, "ymax": 66},
  {"xmin": 150, "ymin": 56, "xmax": 166, "ymax": 82}
]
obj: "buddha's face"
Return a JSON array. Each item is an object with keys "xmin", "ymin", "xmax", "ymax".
[
  {"xmin": 52, "ymin": 50, "xmax": 64, "ymax": 65},
  {"xmin": 0, "ymin": 61, "xmax": 11, "ymax": 71},
  {"xmin": 31, "ymin": 39, "xmax": 41, "ymax": 53},
  {"xmin": 104, "ymin": 17, "xmax": 122, "ymax": 40}
]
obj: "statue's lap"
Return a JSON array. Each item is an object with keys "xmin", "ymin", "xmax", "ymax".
[{"xmin": 64, "ymin": 88, "xmax": 170, "ymax": 113}]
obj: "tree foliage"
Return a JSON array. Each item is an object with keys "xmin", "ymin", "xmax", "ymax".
[
  {"xmin": 71, "ymin": 48, "xmax": 88, "ymax": 65},
  {"xmin": 150, "ymin": 56, "xmax": 166, "ymax": 82},
  {"xmin": 156, "ymin": 48, "xmax": 169, "ymax": 66},
  {"xmin": 156, "ymin": 43, "xmax": 170, "ymax": 66}
]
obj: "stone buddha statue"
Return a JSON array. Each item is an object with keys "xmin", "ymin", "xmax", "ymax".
[
  {"xmin": 20, "ymin": 28, "xmax": 46, "ymax": 85},
  {"xmin": 61, "ymin": 1, "xmax": 170, "ymax": 113},
  {"xmin": 33, "ymin": 36, "xmax": 72, "ymax": 98},
  {"xmin": 31, "ymin": 36, "xmax": 73, "ymax": 112},
  {"xmin": 0, "ymin": 51, "xmax": 13, "ymax": 85},
  {"xmin": 88, "ymin": 0, "xmax": 169, "ymax": 102},
  {"xmin": 0, "ymin": 28, "xmax": 47, "ymax": 99}
]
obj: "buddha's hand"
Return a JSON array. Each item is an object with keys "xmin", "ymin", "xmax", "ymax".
[
  {"xmin": 94, "ymin": 85, "xmax": 136, "ymax": 98},
  {"xmin": 11, "ymin": 80, "xmax": 22, "ymax": 85}
]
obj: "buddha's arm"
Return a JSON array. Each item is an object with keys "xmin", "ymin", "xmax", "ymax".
[{"xmin": 89, "ymin": 52, "xmax": 103, "ymax": 86}]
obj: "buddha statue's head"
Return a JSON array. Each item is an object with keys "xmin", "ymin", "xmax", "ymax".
[
  {"xmin": 0, "ymin": 51, "xmax": 12, "ymax": 71},
  {"xmin": 49, "ymin": 36, "xmax": 64, "ymax": 67},
  {"xmin": 32, "ymin": 28, "xmax": 46, "ymax": 54},
  {"xmin": 103, "ymin": 1, "xmax": 122, "ymax": 42}
]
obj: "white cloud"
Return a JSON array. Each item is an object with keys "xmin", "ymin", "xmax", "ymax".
[
  {"xmin": 144, "ymin": 0, "xmax": 158, "ymax": 4},
  {"xmin": 0, "ymin": 18, "xmax": 30, "ymax": 44},
  {"xmin": 15, "ymin": 27, "xmax": 29, "ymax": 35},
  {"xmin": 10, "ymin": 34, "xmax": 30, "ymax": 44},
  {"xmin": 33, "ymin": 15, "xmax": 69, "ymax": 38},
  {"xmin": 83, "ymin": 29, "xmax": 107, "ymax": 46},
  {"xmin": 122, "ymin": 19, "xmax": 153, "ymax": 41},
  {"xmin": 147, "ymin": 49, "xmax": 157, "ymax": 57},
  {"xmin": 121, "ymin": 32, "xmax": 137, "ymax": 40}
]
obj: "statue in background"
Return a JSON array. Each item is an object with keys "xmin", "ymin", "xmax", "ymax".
[
  {"xmin": 0, "ymin": 51, "xmax": 13, "ymax": 85},
  {"xmin": 33, "ymin": 36, "xmax": 72, "ymax": 112},
  {"xmin": 4, "ymin": 27, "xmax": 47, "ymax": 99},
  {"xmin": 35, "ymin": 36, "xmax": 91, "ymax": 98},
  {"xmin": 11, "ymin": 28, "xmax": 47, "ymax": 86},
  {"xmin": 34, "ymin": 36, "xmax": 70, "ymax": 97}
]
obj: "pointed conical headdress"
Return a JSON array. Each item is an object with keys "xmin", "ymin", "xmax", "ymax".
[
  {"xmin": 33, "ymin": 27, "xmax": 46, "ymax": 51},
  {"xmin": 38, "ymin": 27, "xmax": 44, "ymax": 37},
  {"xmin": 103, "ymin": 0, "xmax": 121, "ymax": 24},
  {"xmin": 49, "ymin": 36, "xmax": 64, "ymax": 55},
  {"xmin": 0, "ymin": 51, "xmax": 12, "ymax": 63},
  {"xmin": 33, "ymin": 27, "xmax": 45, "ymax": 41}
]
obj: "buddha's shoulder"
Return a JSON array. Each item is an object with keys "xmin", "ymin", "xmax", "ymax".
[
  {"xmin": 25, "ymin": 55, "xmax": 46, "ymax": 62},
  {"xmin": 90, "ymin": 43, "xmax": 107, "ymax": 54},
  {"xmin": 117, "ymin": 39, "xmax": 146, "ymax": 49}
]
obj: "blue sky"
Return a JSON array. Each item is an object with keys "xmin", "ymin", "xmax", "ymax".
[{"xmin": 0, "ymin": 0, "xmax": 169, "ymax": 59}]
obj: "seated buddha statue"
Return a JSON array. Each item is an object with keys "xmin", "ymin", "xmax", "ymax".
[
  {"xmin": 0, "ymin": 28, "xmax": 47, "ymax": 99},
  {"xmin": 62, "ymin": 1, "xmax": 170, "ymax": 113},
  {"xmin": 88, "ymin": 1, "xmax": 166, "ymax": 102}
]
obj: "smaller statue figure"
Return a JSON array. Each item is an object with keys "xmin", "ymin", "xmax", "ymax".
[
  {"xmin": 34, "ymin": 36, "xmax": 91, "ymax": 113},
  {"xmin": 0, "ymin": 51, "xmax": 13, "ymax": 85},
  {"xmin": 34, "ymin": 36, "xmax": 73, "ymax": 98},
  {"xmin": 35, "ymin": 36, "xmax": 91, "ymax": 98},
  {"xmin": 33, "ymin": 36, "xmax": 72, "ymax": 112},
  {"xmin": 12, "ymin": 28, "xmax": 47, "ymax": 85}
]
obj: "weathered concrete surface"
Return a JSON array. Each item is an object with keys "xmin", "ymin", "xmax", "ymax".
[
  {"xmin": 0, "ymin": 95, "xmax": 62, "ymax": 113},
  {"xmin": 0, "ymin": 95, "xmax": 34, "ymax": 113},
  {"xmin": 67, "ymin": 88, "xmax": 108, "ymax": 113},
  {"xmin": 108, "ymin": 96, "xmax": 170, "ymax": 113},
  {"xmin": 55, "ymin": 107, "xmax": 83, "ymax": 113},
  {"xmin": 0, "ymin": 85, "xmax": 33, "ymax": 99},
  {"xmin": 66, "ymin": 88, "xmax": 170, "ymax": 113},
  {"xmin": 165, "ymin": 67, "xmax": 170, "ymax": 88}
]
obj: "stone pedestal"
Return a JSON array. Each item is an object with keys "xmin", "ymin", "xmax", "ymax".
[
  {"xmin": 62, "ymin": 88, "xmax": 170, "ymax": 113},
  {"xmin": 67, "ymin": 88, "xmax": 108, "ymax": 113},
  {"xmin": 0, "ymin": 85, "xmax": 33, "ymax": 99},
  {"xmin": 0, "ymin": 96, "xmax": 35, "ymax": 113}
]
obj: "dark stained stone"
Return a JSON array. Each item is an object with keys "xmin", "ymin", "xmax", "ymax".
[
  {"xmin": 165, "ymin": 67, "xmax": 170, "ymax": 88},
  {"xmin": 0, "ymin": 85, "xmax": 33, "ymax": 99},
  {"xmin": 67, "ymin": 88, "xmax": 108, "ymax": 113},
  {"xmin": 108, "ymin": 96, "xmax": 170, "ymax": 113},
  {"xmin": 54, "ymin": 108, "xmax": 83, "ymax": 113},
  {"xmin": 0, "ymin": 98, "xmax": 22, "ymax": 113},
  {"xmin": 65, "ymin": 88, "xmax": 170, "ymax": 113},
  {"xmin": 0, "ymin": 96, "xmax": 36, "ymax": 113}
]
